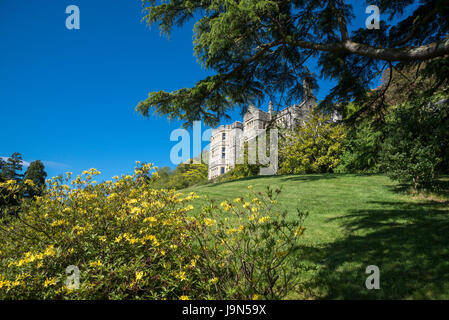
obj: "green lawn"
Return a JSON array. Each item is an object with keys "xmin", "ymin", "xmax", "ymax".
[{"xmin": 185, "ymin": 174, "xmax": 449, "ymax": 299}]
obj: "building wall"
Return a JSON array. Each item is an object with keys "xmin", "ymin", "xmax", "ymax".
[
  {"xmin": 208, "ymin": 122, "xmax": 244, "ymax": 180},
  {"xmin": 208, "ymin": 98, "xmax": 316, "ymax": 180}
]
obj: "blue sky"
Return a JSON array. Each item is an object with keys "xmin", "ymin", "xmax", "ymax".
[{"xmin": 0, "ymin": 1, "xmax": 414, "ymax": 181}]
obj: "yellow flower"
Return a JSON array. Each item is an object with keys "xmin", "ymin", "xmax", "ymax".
[
  {"xmin": 24, "ymin": 179, "xmax": 35, "ymax": 187},
  {"xmin": 143, "ymin": 216, "xmax": 157, "ymax": 224},
  {"xmin": 248, "ymin": 185, "xmax": 253, "ymax": 190},
  {"xmin": 50, "ymin": 219, "xmax": 67, "ymax": 227},
  {"xmin": 135, "ymin": 271, "xmax": 145, "ymax": 282},
  {"xmin": 258, "ymin": 216, "xmax": 270, "ymax": 224},
  {"xmin": 209, "ymin": 277, "xmax": 219, "ymax": 284},
  {"xmin": 204, "ymin": 218, "xmax": 216, "ymax": 227},
  {"xmin": 252, "ymin": 294, "xmax": 259, "ymax": 300},
  {"xmin": 226, "ymin": 228, "xmax": 238, "ymax": 235},
  {"xmin": 43, "ymin": 277, "xmax": 57, "ymax": 288},
  {"xmin": 179, "ymin": 295, "xmax": 189, "ymax": 300},
  {"xmin": 176, "ymin": 271, "xmax": 186, "ymax": 281},
  {"xmin": 89, "ymin": 260, "xmax": 102, "ymax": 267},
  {"xmin": 294, "ymin": 226, "xmax": 306, "ymax": 237},
  {"xmin": 276, "ymin": 251, "xmax": 287, "ymax": 258},
  {"xmin": 220, "ymin": 201, "xmax": 231, "ymax": 211},
  {"xmin": 44, "ymin": 245, "xmax": 56, "ymax": 257}
]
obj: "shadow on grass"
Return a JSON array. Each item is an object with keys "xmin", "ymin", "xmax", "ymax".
[
  {"xmin": 203, "ymin": 175, "xmax": 281, "ymax": 188},
  {"xmin": 387, "ymin": 176, "xmax": 449, "ymax": 200},
  {"xmin": 278, "ymin": 173, "xmax": 381, "ymax": 183},
  {"xmin": 295, "ymin": 200, "xmax": 449, "ymax": 299},
  {"xmin": 202, "ymin": 173, "xmax": 389, "ymax": 189},
  {"xmin": 279, "ymin": 174, "xmax": 339, "ymax": 183},
  {"xmin": 205, "ymin": 173, "xmax": 342, "ymax": 188}
]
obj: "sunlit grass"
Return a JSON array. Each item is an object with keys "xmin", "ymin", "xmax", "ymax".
[{"xmin": 187, "ymin": 174, "xmax": 449, "ymax": 299}]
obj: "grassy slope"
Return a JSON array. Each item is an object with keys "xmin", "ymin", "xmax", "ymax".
[{"xmin": 186, "ymin": 174, "xmax": 449, "ymax": 299}]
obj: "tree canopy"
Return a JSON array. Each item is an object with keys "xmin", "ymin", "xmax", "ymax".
[
  {"xmin": 0, "ymin": 153, "xmax": 24, "ymax": 182},
  {"xmin": 137, "ymin": 0, "xmax": 449, "ymax": 126}
]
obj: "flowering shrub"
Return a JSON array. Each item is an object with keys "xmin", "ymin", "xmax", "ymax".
[
  {"xmin": 0, "ymin": 179, "xmax": 28, "ymax": 218},
  {"xmin": 0, "ymin": 164, "xmax": 306, "ymax": 299},
  {"xmin": 279, "ymin": 111, "xmax": 347, "ymax": 174},
  {"xmin": 192, "ymin": 186, "xmax": 307, "ymax": 299}
]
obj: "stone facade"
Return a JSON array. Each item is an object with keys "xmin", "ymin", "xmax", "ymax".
[{"xmin": 208, "ymin": 92, "xmax": 318, "ymax": 180}]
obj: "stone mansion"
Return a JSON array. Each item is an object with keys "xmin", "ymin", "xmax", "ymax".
[{"xmin": 208, "ymin": 89, "xmax": 318, "ymax": 180}]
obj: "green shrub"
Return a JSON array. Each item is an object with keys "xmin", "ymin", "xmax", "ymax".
[
  {"xmin": 217, "ymin": 163, "xmax": 260, "ymax": 182},
  {"xmin": 335, "ymin": 120, "xmax": 383, "ymax": 173},
  {"xmin": 192, "ymin": 186, "xmax": 307, "ymax": 299},
  {"xmin": 380, "ymin": 99, "xmax": 449, "ymax": 190}
]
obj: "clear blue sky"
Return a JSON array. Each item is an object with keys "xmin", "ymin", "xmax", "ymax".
[{"xmin": 0, "ymin": 1, "xmax": 414, "ymax": 181}]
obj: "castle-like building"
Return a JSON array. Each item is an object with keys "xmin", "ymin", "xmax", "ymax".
[{"xmin": 208, "ymin": 85, "xmax": 318, "ymax": 180}]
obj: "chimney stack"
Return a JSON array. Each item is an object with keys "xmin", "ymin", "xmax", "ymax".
[{"xmin": 268, "ymin": 101, "xmax": 274, "ymax": 118}]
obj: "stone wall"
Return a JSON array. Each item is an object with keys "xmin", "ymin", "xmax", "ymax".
[{"xmin": 208, "ymin": 96, "xmax": 316, "ymax": 180}]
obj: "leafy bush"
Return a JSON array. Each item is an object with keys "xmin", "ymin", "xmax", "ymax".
[
  {"xmin": 380, "ymin": 99, "xmax": 449, "ymax": 190},
  {"xmin": 192, "ymin": 186, "xmax": 307, "ymax": 299},
  {"xmin": 0, "ymin": 179, "xmax": 42, "ymax": 218},
  {"xmin": 0, "ymin": 165, "xmax": 205, "ymax": 299},
  {"xmin": 152, "ymin": 162, "xmax": 208, "ymax": 189},
  {"xmin": 335, "ymin": 120, "xmax": 383, "ymax": 173},
  {"xmin": 1, "ymin": 154, "xmax": 47, "ymax": 217},
  {"xmin": 279, "ymin": 111, "xmax": 347, "ymax": 174},
  {"xmin": 0, "ymin": 164, "xmax": 305, "ymax": 299},
  {"xmin": 217, "ymin": 163, "xmax": 260, "ymax": 182}
]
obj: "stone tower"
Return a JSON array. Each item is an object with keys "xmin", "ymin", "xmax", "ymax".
[{"xmin": 208, "ymin": 80, "xmax": 319, "ymax": 180}]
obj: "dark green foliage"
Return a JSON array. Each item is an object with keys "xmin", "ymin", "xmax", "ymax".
[
  {"xmin": 1, "ymin": 155, "xmax": 48, "ymax": 217},
  {"xmin": 23, "ymin": 160, "xmax": 47, "ymax": 197},
  {"xmin": 137, "ymin": 0, "xmax": 449, "ymax": 127},
  {"xmin": 153, "ymin": 162, "xmax": 209, "ymax": 189},
  {"xmin": 153, "ymin": 166, "xmax": 173, "ymax": 186},
  {"xmin": 0, "ymin": 158, "xmax": 5, "ymax": 183},
  {"xmin": 0, "ymin": 152, "xmax": 24, "ymax": 182},
  {"xmin": 336, "ymin": 121, "xmax": 383, "ymax": 173},
  {"xmin": 380, "ymin": 99, "xmax": 449, "ymax": 190},
  {"xmin": 1, "ymin": 153, "xmax": 25, "ymax": 217},
  {"xmin": 218, "ymin": 163, "xmax": 260, "ymax": 182}
]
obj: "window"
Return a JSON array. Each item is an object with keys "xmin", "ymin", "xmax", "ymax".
[
  {"xmin": 222, "ymin": 147, "xmax": 226, "ymax": 159},
  {"xmin": 222, "ymin": 132, "xmax": 226, "ymax": 140},
  {"xmin": 220, "ymin": 167, "xmax": 225, "ymax": 174}
]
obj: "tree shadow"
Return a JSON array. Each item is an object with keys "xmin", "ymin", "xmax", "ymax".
[
  {"xmin": 278, "ymin": 174, "xmax": 339, "ymax": 183},
  {"xmin": 387, "ymin": 176, "xmax": 449, "ymax": 200},
  {"xmin": 203, "ymin": 175, "xmax": 280, "ymax": 188},
  {"xmin": 279, "ymin": 173, "xmax": 384, "ymax": 183},
  {"xmin": 295, "ymin": 200, "xmax": 449, "ymax": 299}
]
